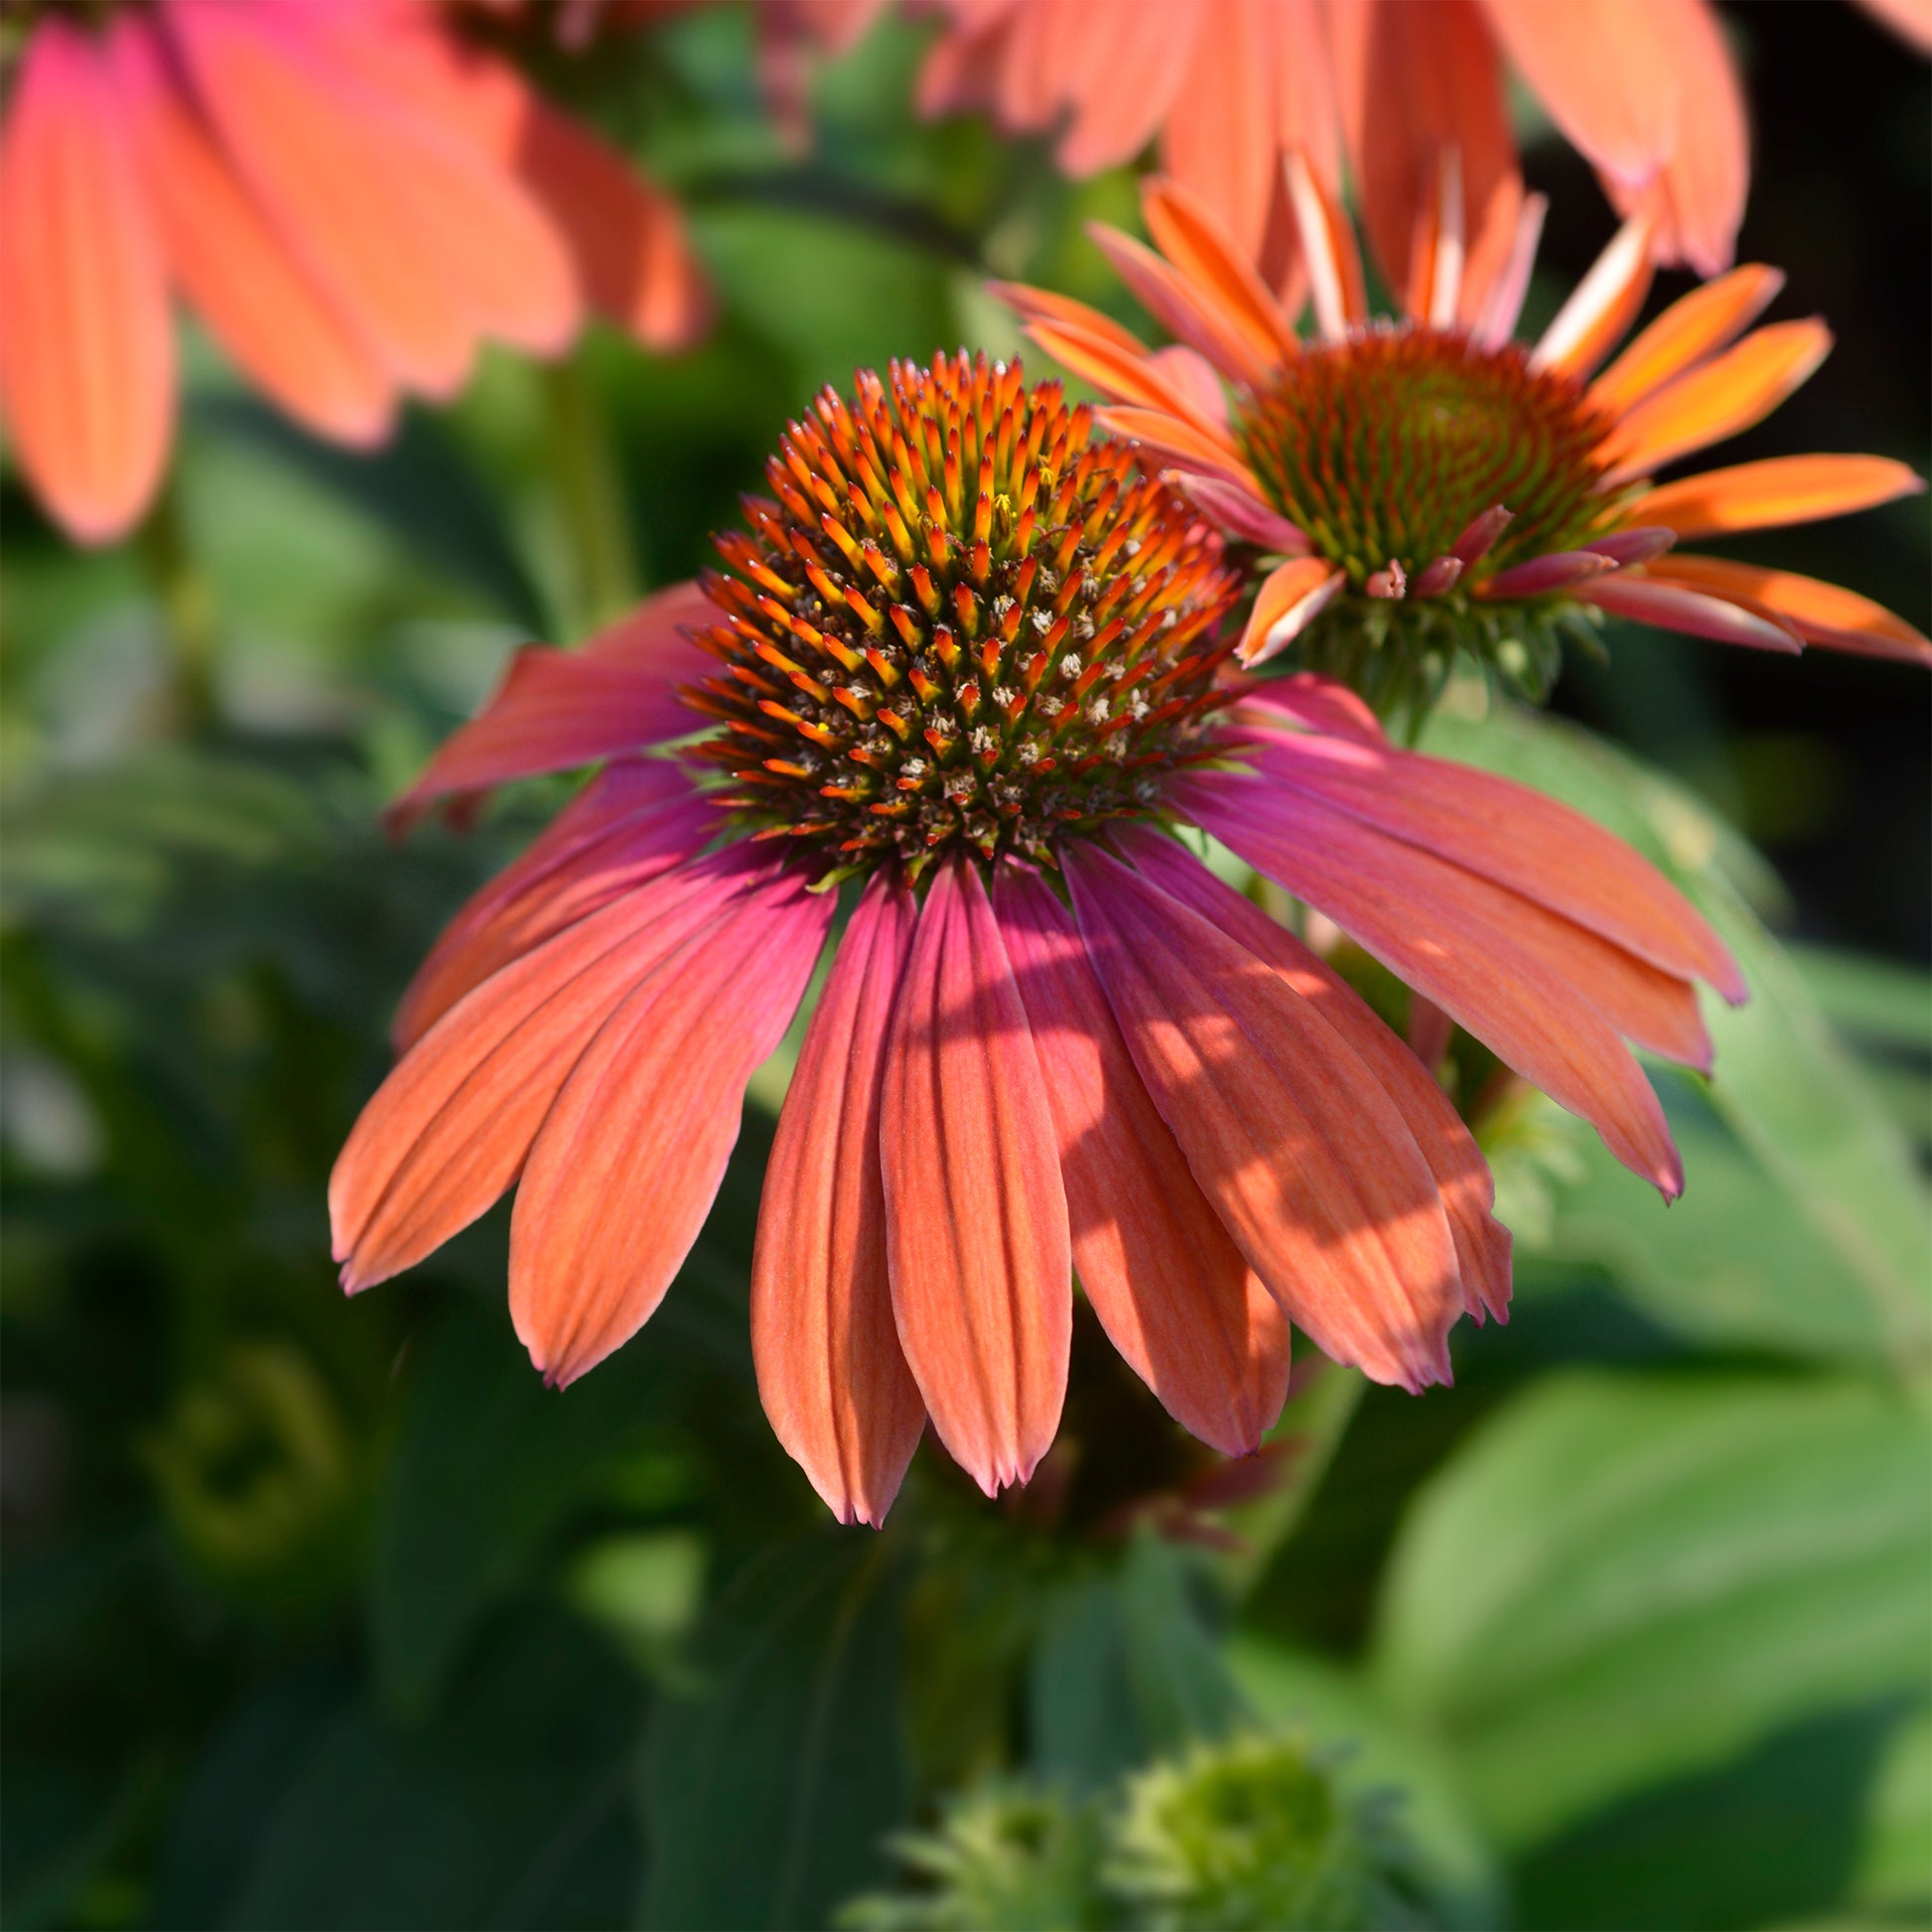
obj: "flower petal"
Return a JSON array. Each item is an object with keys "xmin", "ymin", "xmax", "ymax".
[
  {"xmin": 386, "ymin": 580, "xmax": 717, "ymax": 829},
  {"xmin": 1023, "ymin": 317, "xmax": 1242, "ymax": 459},
  {"xmin": 1628, "ymin": 455, "xmax": 1925, "ymax": 541},
  {"xmin": 391, "ymin": 764, "xmax": 714, "ymax": 1050},
  {"xmin": 1140, "ymin": 174, "xmax": 1301, "ymax": 364},
  {"xmin": 1327, "ymin": 0, "xmax": 1523, "ymax": 328},
  {"xmin": 110, "ymin": 16, "xmax": 393, "ymax": 449},
  {"xmin": 880, "ymin": 858, "xmax": 1071, "ymax": 1495},
  {"xmin": 1117, "ymin": 827, "xmax": 1511, "ymax": 1323},
  {"xmin": 993, "ymin": 864, "xmax": 1291, "ymax": 1455},
  {"xmin": 332, "ymin": 845, "xmax": 761, "ymax": 1294},
  {"xmin": 1228, "ymin": 672, "xmax": 1386, "ymax": 745},
  {"xmin": 0, "ymin": 19, "xmax": 174, "ymax": 543},
  {"xmin": 1094, "ymin": 406, "xmax": 1271, "ymax": 497},
  {"xmin": 1163, "ymin": 472, "xmax": 1309, "ymax": 554},
  {"xmin": 752, "ymin": 872, "xmax": 926, "ymax": 1526},
  {"xmin": 1530, "ymin": 209, "xmax": 1654, "ymax": 377},
  {"xmin": 1598, "ymin": 320, "xmax": 1835, "ymax": 482},
  {"xmin": 1063, "ymin": 843, "xmax": 1463, "ymax": 1391},
  {"xmin": 1238, "ymin": 558, "xmax": 1346, "ymax": 667},
  {"xmin": 1638, "ymin": 558, "xmax": 1932, "ymax": 666},
  {"xmin": 986, "ymin": 279, "xmax": 1155, "ymax": 359},
  {"xmin": 1176, "ymin": 768, "xmax": 1685, "ymax": 1194},
  {"xmin": 1087, "ymin": 221, "xmax": 1272, "ymax": 390},
  {"xmin": 164, "ymin": 0, "xmax": 474, "ymax": 395},
  {"xmin": 1579, "ymin": 572, "xmax": 1806, "ymax": 654},
  {"xmin": 510, "ymin": 858, "xmax": 833, "ymax": 1386},
  {"xmin": 1587, "ymin": 264, "xmax": 1784, "ymax": 417}
]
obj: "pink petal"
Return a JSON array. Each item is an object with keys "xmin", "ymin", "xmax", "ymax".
[
  {"xmin": 331, "ymin": 844, "xmax": 762, "ymax": 1293},
  {"xmin": 0, "ymin": 19, "xmax": 174, "ymax": 544},
  {"xmin": 1064, "ymin": 844, "xmax": 1463, "ymax": 1392},
  {"xmin": 993, "ymin": 864, "xmax": 1291, "ymax": 1454},
  {"xmin": 1476, "ymin": 549, "xmax": 1616, "ymax": 599},
  {"xmin": 1162, "ymin": 471, "xmax": 1311, "ymax": 554},
  {"xmin": 1117, "ymin": 828, "xmax": 1511, "ymax": 1323},
  {"xmin": 386, "ymin": 581, "xmax": 718, "ymax": 829},
  {"xmin": 510, "ymin": 857, "xmax": 833, "ymax": 1385},
  {"xmin": 752, "ymin": 871, "xmax": 926, "ymax": 1526},
  {"xmin": 1226, "ymin": 672, "xmax": 1386, "ymax": 745},
  {"xmin": 1580, "ymin": 573, "xmax": 1805, "ymax": 654},
  {"xmin": 1176, "ymin": 768, "xmax": 1686, "ymax": 1194},
  {"xmin": 880, "ymin": 858, "xmax": 1071, "ymax": 1495},
  {"xmin": 391, "ymin": 763, "xmax": 714, "ymax": 1050},
  {"xmin": 1241, "ymin": 728, "xmax": 1743, "ymax": 999},
  {"xmin": 1087, "ymin": 220, "xmax": 1272, "ymax": 390}
]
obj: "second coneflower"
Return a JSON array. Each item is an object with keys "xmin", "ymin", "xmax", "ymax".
[
  {"xmin": 1000, "ymin": 162, "xmax": 1927, "ymax": 716},
  {"xmin": 333, "ymin": 353, "xmax": 1740, "ymax": 1524}
]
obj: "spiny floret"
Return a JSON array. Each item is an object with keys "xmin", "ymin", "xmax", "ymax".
[
  {"xmin": 1241, "ymin": 324, "xmax": 1624, "ymax": 585},
  {"xmin": 683, "ymin": 351, "xmax": 1240, "ymax": 878}
]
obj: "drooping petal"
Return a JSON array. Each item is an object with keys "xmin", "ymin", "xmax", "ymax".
[
  {"xmin": 1855, "ymin": 0, "xmax": 1932, "ymax": 51},
  {"xmin": 1480, "ymin": 0, "xmax": 1686, "ymax": 187},
  {"xmin": 1175, "ymin": 768, "xmax": 1685, "ymax": 1194},
  {"xmin": 0, "ymin": 19, "xmax": 174, "ymax": 544},
  {"xmin": 163, "ymin": 0, "xmax": 474, "ymax": 395},
  {"xmin": 386, "ymin": 581, "xmax": 717, "ymax": 828},
  {"xmin": 1023, "ymin": 317, "xmax": 1242, "ymax": 460},
  {"xmin": 1242, "ymin": 728, "xmax": 1744, "ymax": 998},
  {"xmin": 987, "ymin": 279, "xmax": 1156, "ymax": 360},
  {"xmin": 509, "ymin": 95, "xmax": 713, "ymax": 351},
  {"xmin": 1327, "ymin": 0, "xmax": 1522, "ymax": 327},
  {"xmin": 1597, "ymin": 320, "xmax": 1835, "ymax": 482},
  {"xmin": 993, "ymin": 865, "xmax": 1291, "ymax": 1454},
  {"xmin": 1580, "ymin": 571, "xmax": 1806, "ymax": 653},
  {"xmin": 1628, "ymin": 455, "xmax": 1925, "ymax": 540},
  {"xmin": 752, "ymin": 873, "xmax": 925, "ymax": 1526},
  {"xmin": 880, "ymin": 858, "xmax": 1071, "ymax": 1495},
  {"xmin": 391, "ymin": 765, "xmax": 714, "ymax": 1049},
  {"xmin": 1598, "ymin": 0, "xmax": 1746, "ymax": 277},
  {"xmin": 331, "ymin": 845, "xmax": 761, "ymax": 1293},
  {"xmin": 1046, "ymin": 0, "xmax": 1192, "ymax": 175},
  {"xmin": 1638, "ymin": 558, "xmax": 1932, "ymax": 666},
  {"xmin": 510, "ymin": 858, "xmax": 833, "ymax": 1386},
  {"xmin": 1589, "ymin": 263, "xmax": 1784, "ymax": 418},
  {"xmin": 1063, "ymin": 843, "xmax": 1462, "ymax": 1391},
  {"xmin": 1117, "ymin": 827, "xmax": 1511, "ymax": 1323},
  {"xmin": 1237, "ymin": 558, "xmax": 1347, "ymax": 667},
  {"xmin": 109, "ymin": 16, "xmax": 394, "ymax": 450},
  {"xmin": 1094, "ymin": 407, "xmax": 1271, "ymax": 498}
]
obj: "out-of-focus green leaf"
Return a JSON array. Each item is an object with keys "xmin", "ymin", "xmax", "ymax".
[
  {"xmin": 369, "ymin": 1297, "xmax": 669, "ymax": 1718},
  {"xmin": 1423, "ymin": 703, "xmax": 1932, "ymax": 1374},
  {"xmin": 0, "ymin": 1762, "xmax": 131, "ymax": 1932},
  {"xmin": 1791, "ymin": 944, "xmax": 1932, "ymax": 1056},
  {"xmin": 1030, "ymin": 1534, "xmax": 1243, "ymax": 1795},
  {"xmin": 1851, "ymin": 1702, "xmax": 1932, "ymax": 1916},
  {"xmin": 1536, "ymin": 1089, "xmax": 1905, "ymax": 1365},
  {"xmin": 217, "ymin": 1613, "xmax": 641, "ymax": 1931},
  {"xmin": 1227, "ymin": 1639, "xmax": 1503, "ymax": 1931},
  {"xmin": 194, "ymin": 395, "xmax": 549, "ymax": 633},
  {"xmin": 1510, "ymin": 1701, "xmax": 1916, "ymax": 1932},
  {"xmin": 1371, "ymin": 1372, "xmax": 1932, "ymax": 1849},
  {"xmin": 640, "ymin": 1532, "xmax": 911, "ymax": 1931}
]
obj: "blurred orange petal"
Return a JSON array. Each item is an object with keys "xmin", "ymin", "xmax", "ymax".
[
  {"xmin": 1645, "ymin": 557, "xmax": 1932, "ymax": 665},
  {"xmin": 1588, "ymin": 264, "xmax": 1786, "ymax": 416},
  {"xmin": 1630, "ymin": 455, "xmax": 1925, "ymax": 539}
]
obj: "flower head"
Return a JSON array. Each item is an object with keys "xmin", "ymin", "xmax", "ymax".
[
  {"xmin": 1000, "ymin": 165, "xmax": 1928, "ymax": 716},
  {"xmin": 335, "ymin": 354, "xmax": 1742, "ymax": 1524},
  {"xmin": 0, "ymin": 0, "xmax": 711, "ymax": 544}
]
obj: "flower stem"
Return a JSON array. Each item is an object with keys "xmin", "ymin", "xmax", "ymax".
[
  {"xmin": 542, "ymin": 352, "xmax": 637, "ymax": 635},
  {"xmin": 137, "ymin": 480, "xmax": 218, "ymax": 733}
]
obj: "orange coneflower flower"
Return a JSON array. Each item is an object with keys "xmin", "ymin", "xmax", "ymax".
[
  {"xmin": 998, "ymin": 164, "xmax": 1927, "ymax": 715},
  {"xmin": 332, "ymin": 353, "xmax": 1742, "ymax": 1523},
  {"xmin": 0, "ymin": 0, "xmax": 711, "ymax": 545}
]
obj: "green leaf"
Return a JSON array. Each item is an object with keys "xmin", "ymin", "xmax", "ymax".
[
  {"xmin": 1422, "ymin": 703, "xmax": 1932, "ymax": 1374},
  {"xmin": 1536, "ymin": 1087, "xmax": 1907, "ymax": 1366},
  {"xmin": 369, "ymin": 1297, "xmax": 669, "ymax": 1718},
  {"xmin": 1030, "ymin": 1534, "xmax": 1244, "ymax": 1795},
  {"xmin": 640, "ymin": 1532, "xmax": 912, "ymax": 1931},
  {"xmin": 218, "ymin": 1613, "xmax": 642, "ymax": 1931},
  {"xmin": 1370, "ymin": 1371, "xmax": 1932, "ymax": 1849}
]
